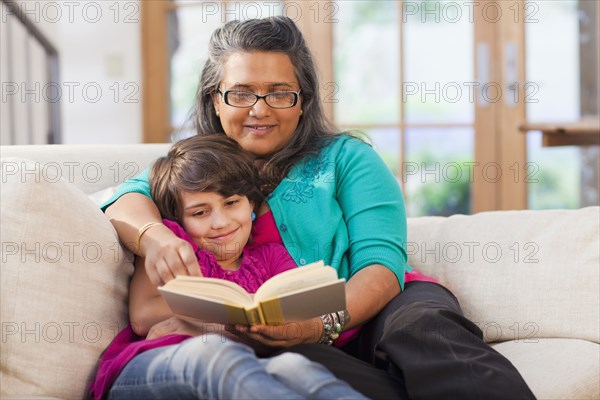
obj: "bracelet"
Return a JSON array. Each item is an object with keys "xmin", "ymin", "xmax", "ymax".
[
  {"xmin": 135, "ymin": 222, "xmax": 163, "ymax": 255},
  {"xmin": 318, "ymin": 309, "xmax": 348, "ymax": 345},
  {"xmin": 318, "ymin": 314, "xmax": 335, "ymax": 345}
]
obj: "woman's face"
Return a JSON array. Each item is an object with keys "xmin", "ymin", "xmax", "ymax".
[{"xmin": 213, "ymin": 51, "xmax": 302, "ymax": 157}]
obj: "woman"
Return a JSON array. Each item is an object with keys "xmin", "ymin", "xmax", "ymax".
[{"xmin": 104, "ymin": 16, "xmax": 535, "ymax": 399}]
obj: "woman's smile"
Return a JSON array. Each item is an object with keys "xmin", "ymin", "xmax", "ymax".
[{"xmin": 245, "ymin": 124, "xmax": 277, "ymax": 137}]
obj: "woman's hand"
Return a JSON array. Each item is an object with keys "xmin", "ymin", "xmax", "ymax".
[
  {"xmin": 227, "ymin": 317, "xmax": 323, "ymax": 349},
  {"xmin": 139, "ymin": 224, "xmax": 201, "ymax": 286}
]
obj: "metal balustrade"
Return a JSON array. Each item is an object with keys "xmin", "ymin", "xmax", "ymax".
[{"xmin": 1, "ymin": 0, "xmax": 61, "ymax": 145}]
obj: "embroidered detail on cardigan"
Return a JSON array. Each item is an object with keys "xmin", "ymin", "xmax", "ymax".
[{"xmin": 281, "ymin": 155, "xmax": 330, "ymax": 203}]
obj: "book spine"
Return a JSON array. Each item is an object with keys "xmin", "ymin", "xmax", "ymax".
[
  {"xmin": 259, "ymin": 298, "xmax": 284, "ymax": 324},
  {"xmin": 244, "ymin": 307, "xmax": 262, "ymax": 325}
]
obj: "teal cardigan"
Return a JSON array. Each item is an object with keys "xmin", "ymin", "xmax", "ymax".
[{"xmin": 102, "ymin": 135, "xmax": 410, "ymax": 288}]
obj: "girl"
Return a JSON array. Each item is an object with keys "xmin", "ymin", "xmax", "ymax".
[{"xmin": 90, "ymin": 135, "xmax": 366, "ymax": 399}]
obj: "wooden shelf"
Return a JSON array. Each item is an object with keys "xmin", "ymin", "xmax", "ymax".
[{"xmin": 519, "ymin": 120, "xmax": 600, "ymax": 147}]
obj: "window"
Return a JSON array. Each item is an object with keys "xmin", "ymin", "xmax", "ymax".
[
  {"xmin": 525, "ymin": 0, "xmax": 599, "ymax": 209},
  {"xmin": 333, "ymin": 1, "xmax": 475, "ymax": 216},
  {"xmin": 141, "ymin": 0, "xmax": 599, "ymax": 214}
]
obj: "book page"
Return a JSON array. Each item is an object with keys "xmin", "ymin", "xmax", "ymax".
[
  {"xmin": 255, "ymin": 261, "xmax": 340, "ymax": 301},
  {"xmin": 160, "ymin": 276, "xmax": 254, "ymax": 306},
  {"xmin": 159, "ymin": 289, "xmax": 256, "ymax": 325}
]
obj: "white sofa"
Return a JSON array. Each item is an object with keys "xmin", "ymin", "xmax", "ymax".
[{"xmin": 1, "ymin": 144, "xmax": 599, "ymax": 400}]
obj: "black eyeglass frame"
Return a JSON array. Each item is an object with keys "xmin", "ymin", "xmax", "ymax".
[{"xmin": 216, "ymin": 89, "xmax": 301, "ymax": 109}]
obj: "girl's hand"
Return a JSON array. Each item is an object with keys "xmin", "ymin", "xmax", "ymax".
[
  {"xmin": 227, "ymin": 317, "xmax": 323, "ymax": 348},
  {"xmin": 139, "ymin": 224, "xmax": 201, "ymax": 286},
  {"xmin": 146, "ymin": 316, "xmax": 225, "ymax": 340},
  {"xmin": 145, "ymin": 317, "xmax": 274, "ymax": 356}
]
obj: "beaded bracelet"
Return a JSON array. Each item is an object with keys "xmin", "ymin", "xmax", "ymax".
[{"xmin": 318, "ymin": 310, "xmax": 348, "ymax": 345}]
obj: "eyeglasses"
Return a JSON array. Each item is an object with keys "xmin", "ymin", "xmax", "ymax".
[{"xmin": 217, "ymin": 89, "xmax": 301, "ymax": 109}]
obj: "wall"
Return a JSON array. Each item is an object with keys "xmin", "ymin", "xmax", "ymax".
[{"xmin": 1, "ymin": 0, "xmax": 142, "ymax": 144}]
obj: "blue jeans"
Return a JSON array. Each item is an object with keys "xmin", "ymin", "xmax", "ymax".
[{"xmin": 108, "ymin": 334, "xmax": 367, "ymax": 399}]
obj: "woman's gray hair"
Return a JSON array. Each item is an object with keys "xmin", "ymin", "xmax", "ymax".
[{"xmin": 190, "ymin": 16, "xmax": 338, "ymax": 192}]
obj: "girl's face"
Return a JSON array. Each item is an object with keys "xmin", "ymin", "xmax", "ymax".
[
  {"xmin": 180, "ymin": 191, "xmax": 254, "ymax": 270},
  {"xmin": 213, "ymin": 51, "xmax": 302, "ymax": 157}
]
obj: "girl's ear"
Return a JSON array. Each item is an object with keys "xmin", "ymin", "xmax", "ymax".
[{"xmin": 248, "ymin": 200, "xmax": 257, "ymax": 222}]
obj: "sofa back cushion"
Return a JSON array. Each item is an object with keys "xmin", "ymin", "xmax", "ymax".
[
  {"xmin": 407, "ymin": 207, "xmax": 599, "ymax": 343},
  {"xmin": 0, "ymin": 144, "xmax": 170, "ymax": 195},
  {"xmin": 1, "ymin": 158, "xmax": 134, "ymax": 399}
]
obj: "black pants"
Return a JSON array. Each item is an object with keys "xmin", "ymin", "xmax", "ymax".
[{"xmin": 275, "ymin": 281, "xmax": 536, "ymax": 400}]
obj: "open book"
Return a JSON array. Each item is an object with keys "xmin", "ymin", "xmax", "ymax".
[{"xmin": 158, "ymin": 261, "xmax": 346, "ymax": 325}]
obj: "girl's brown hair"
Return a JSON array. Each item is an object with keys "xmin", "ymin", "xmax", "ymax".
[{"xmin": 150, "ymin": 135, "xmax": 264, "ymax": 222}]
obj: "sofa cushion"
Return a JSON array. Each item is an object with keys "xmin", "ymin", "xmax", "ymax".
[
  {"xmin": 492, "ymin": 339, "xmax": 600, "ymax": 400},
  {"xmin": 407, "ymin": 208, "xmax": 600, "ymax": 343},
  {"xmin": 0, "ymin": 158, "xmax": 134, "ymax": 399},
  {"xmin": 0, "ymin": 144, "xmax": 170, "ymax": 195}
]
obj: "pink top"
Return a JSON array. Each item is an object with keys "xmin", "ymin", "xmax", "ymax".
[{"xmin": 89, "ymin": 219, "xmax": 297, "ymax": 400}]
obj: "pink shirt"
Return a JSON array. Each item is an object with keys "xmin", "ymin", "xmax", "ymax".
[
  {"xmin": 91, "ymin": 212, "xmax": 438, "ymax": 398},
  {"xmin": 90, "ymin": 219, "xmax": 297, "ymax": 400}
]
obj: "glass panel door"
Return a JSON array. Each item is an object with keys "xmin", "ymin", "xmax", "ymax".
[
  {"xmin": 333, "ymin": 1, "xmax": 475, "ymax": 216},
  {"xmin": 525, "ymin": 0, "xmax": 599, "ymax": 209}
]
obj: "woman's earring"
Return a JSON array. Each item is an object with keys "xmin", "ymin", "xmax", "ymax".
[
  {"xmin": 299, "ymin": 109, "xmax": 303, "ymax": 116},
  {"xmin": 216, "ymin": 110, "xmax": 220, "ymax": 117},
  {"xmin": 251, "ymin": 212, "xmax": 256, "ymax": 222}
]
